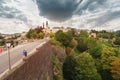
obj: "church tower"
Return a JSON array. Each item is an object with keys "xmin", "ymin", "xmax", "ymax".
[
  {"xmin": 43, "ymin": 21, "xmax": 51, "ymax": 37},
  {"xmin": 46, "ymin": 21, "xmax": 48, "ymax": 28}
]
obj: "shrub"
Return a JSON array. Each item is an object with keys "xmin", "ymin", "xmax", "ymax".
[
  {"xmin": 50, "ymin": 39, "xmax": 62, "ymax": 46},
  {"xmin": 38, "ymin": 32, "xmax": 45, "ymax": 39},
  {"xmin": 49, "ymin": 32, "xmax": 54, "ymax": 38}
]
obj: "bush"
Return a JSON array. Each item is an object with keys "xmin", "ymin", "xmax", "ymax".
[
  {"xmin": 76, "ymin": 37, "xmax": 88, "ymax": 52},
  {"xmin": 50, "ymin": 39, "xmax": 62, "ymax": 46},
  {"xmin": 79, "ymin": 30, "xmax": 89, "ymax": 37},
  {"xmin": 114, "ymin": 37, "xmax": 120, "ymax": 45},
  {"xmin": 49, "ymin": 32, "xmax": 54, "ymax": 38},
  {"xmin": 38, "ymin": 32, "xmax": 45, "ymax": 39},
  {"xmin": 75, "ymin": 52, "xmax": 102, "ymax": 80},
  {"xmin": 55, "ymin": 30, "xmax": 72, "ymax": 47}
]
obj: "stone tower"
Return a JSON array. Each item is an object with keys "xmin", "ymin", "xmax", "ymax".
[{"xmin": 46, "ymin": 21, "xmax": 48, "ymax": 28}]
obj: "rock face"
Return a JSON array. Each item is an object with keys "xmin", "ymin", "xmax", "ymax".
[{"xmin": 3, "ymin": 42, "xmax": 53, "ymax": 80}]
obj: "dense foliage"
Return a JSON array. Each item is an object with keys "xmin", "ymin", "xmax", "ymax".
[
  {"xmin": 76, "ymin": 37, "xmax": 88, "ymax": 52},
  {"xmin": 63, "ymin": 52, "xmax": 102, "ymax": 80},
  {"xmin": 26, "ymin": 28, "xmax": 45, "ymax": 39},
  {"xmin": 55, "ymin": 30, "xmax": 72, "ymax": 47},
  {"xmin": 51, "ymin": 29, "xmax": 120, "ymax": 80},
  {"xmin": 63, "ymin": 55, "xmax": 77, "ymax": 80},
  {"xmin": 114, "ymin": 37, "xmax": 120, "ymax": 45}
]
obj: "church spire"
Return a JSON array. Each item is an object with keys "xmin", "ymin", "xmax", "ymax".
[{"xmin": 46, "ymin": 21, "xmax": 48, "ymax": 28}]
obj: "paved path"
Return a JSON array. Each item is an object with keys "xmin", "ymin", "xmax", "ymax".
[{"xmin": 0, "ymin": 38, "xmax": 48, "ymax": 74}]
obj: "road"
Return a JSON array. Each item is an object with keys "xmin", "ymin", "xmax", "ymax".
[{"xmin": 0, "ymin": 38, "xmax": 48, "ymax": 74}]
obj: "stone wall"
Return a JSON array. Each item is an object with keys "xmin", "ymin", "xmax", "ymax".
[{"xmin": 2, "ymin": 42, "xmax": 53, "ymax": 80}]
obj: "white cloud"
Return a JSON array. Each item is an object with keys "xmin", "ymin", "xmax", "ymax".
[
  {"xmin": 0, "ymin": 0, "xmax": 46, "ymax": 34},
  {"xmin": 0, "ymin": 18, "xmax": 29, "ymax": 34},
  {"xmin": 0, "ymin": 0, "xmax": 120, "ymax": 34}
]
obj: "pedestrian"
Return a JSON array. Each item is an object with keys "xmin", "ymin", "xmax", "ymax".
[
  {"xmin": 22, "ymin": 49, "xmax": 27, "ymax": 61},
  {"xmin": 22, "ymin": 49, "xmax": 27, "ymax": 57}
]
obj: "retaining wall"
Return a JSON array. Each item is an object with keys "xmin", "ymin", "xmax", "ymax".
[{"xmin": 1, "ymin": 42, "xmax": 53, "ymax": 80}]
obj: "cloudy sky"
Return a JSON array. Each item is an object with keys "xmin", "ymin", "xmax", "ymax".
[{"xmin": 0, "ymin": 0, "xmax": 120, "ymax": 34}]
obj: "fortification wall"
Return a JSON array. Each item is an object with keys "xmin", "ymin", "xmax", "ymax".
[{"xmin": 2, "ymin": 42, "xmax": 53, "ymax": 80}]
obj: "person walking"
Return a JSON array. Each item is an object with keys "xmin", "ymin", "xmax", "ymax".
[{"xmin": 22, "ymin": 49, "xmax": 27, "ymax": 61}]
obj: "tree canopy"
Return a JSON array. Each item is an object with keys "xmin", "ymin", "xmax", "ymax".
[
  {"xmin": 55, "ymin": 30, "xmax": 72, "ymax": 47},
  {"xmin": 63, "ymin": 52, "xmax": 102, "ymax": 80}
]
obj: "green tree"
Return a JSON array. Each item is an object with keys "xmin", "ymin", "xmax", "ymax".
[
  {"xmin": 63, "ymin": 52, "xmax": 102, "ymax": 80},
  {"xmin": 96, "ymin": 30, "xmax": 115, "ymax": 39},
  {"xmin": 76, "ymin": 30, "xmax": 91, "ymax": 52},
  {"xmin": 49, "ymin": 32, "xmax": 54, "ymax": 38},
  {"xmin": 97, "ymin": 33, "xmax": 111, "ymax": 39},
  {"xmin": 89, "ymin": 44, "xmax": 102, "ymax": 59},
  {"xmin": 76, "ymin": 37, "xmax": 88, "ymax": 52},
  {"xmin": 38, "ymin": 32, "xmax": 45, "ymax": 39},
  {"xmin": 26, "ymin": 29, "xmax": 34, "ymax": 39},
  {"xmin": 79, "ymin": 30, "xmax": 89, "ymax": 38},
  {"xmin": 90, "ymin": 44, "xmax": 119, "ymax": 80},
  {"xmin": 50, "ymin": 39, "xmax": 62, "ymax": 46},
  {"xmin": 31, "ymin": 31, "xmax": 37, "ymax": 39},
  {"xmin": 63, "ymin": 55, "xmax": 77, "ymax": 80},
  {"xmin": 26, "ymin": 29, "xmax": 38, "ymax": 39},
  {"xmin": 55, "ymin": 30, "xmax": 72, "ymax": 47},
  {"xmin": 114, "ymin": 37, "xmax": 120, "ymax": 45},
  {"xmin": 86, "ymin": 37, "xmax": 98, "ymax": 50},
  {"xmin": 55, "ymin": 30, "xmax": 63, "ymax": 41},
  {"xmin": 75, "ymin": 52, "xmax": 102, "ymax": 80},
  {"xmin": 66, "ymin": 29, "xmax": 76, "ymax": 37}
]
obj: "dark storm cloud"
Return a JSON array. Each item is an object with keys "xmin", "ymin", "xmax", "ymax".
[
  {"xmin": 36, "ymin": 0, "xmax": 108, "ymax": 21},
  {"xmin": 36, "ymin": 0, "xmax": 82, "ymax": 22}
]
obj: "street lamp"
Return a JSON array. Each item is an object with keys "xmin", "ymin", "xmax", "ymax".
[{"xmin": 6, "ymin": 42, "xmax": 11, "ymax": 70}]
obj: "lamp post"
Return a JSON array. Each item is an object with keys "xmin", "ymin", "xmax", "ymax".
[{"xmin": 6, "ymin": 42, "xmax": 11, "ymax": 70}]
